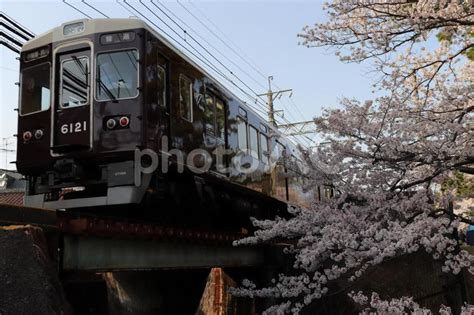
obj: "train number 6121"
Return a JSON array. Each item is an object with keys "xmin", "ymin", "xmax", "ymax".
[{"xmin": 61, "ymin": 121, "xmax": 87, "ymax": 135}]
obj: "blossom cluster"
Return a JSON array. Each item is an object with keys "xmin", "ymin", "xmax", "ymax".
[{"xmin": 233, "ymin": 0, "xmax": 473, "ymax": 313}]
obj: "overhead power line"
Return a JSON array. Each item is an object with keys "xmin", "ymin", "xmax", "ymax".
[
  {"xmin": 82, "ymin": 0, "xmax": 110, "ymax": 18},
  {"xmin": 0, "ymin": 12, "xmax": 34, "ymax": 38},
  {"xmin": 0, "ymin": 40, "xmax": 20, "ymax": 54},
  {"xmin": 278, "ymin": 120, "xmax": 316, "ymax": 136},
  {"xmin": 185, "ymin": 1, "xmax": 269, "ymax": 82},
  {"xmin": 152, "ymin": 0, "xmax": 267, "ymax": 91},
  {"xmin": 63, "ymin": 0, "xmax": 93, "ymax": 19},
  {"xmin": 0, "ymin": 12, "xmax": 35, "ymax": 54},
  {"xmin": 0, "ymin": 31, "xmax": 23, "ymax": 47},
  {"xmin": 1, "ymin": 20, "xmax": 31, "ymax": 41}
]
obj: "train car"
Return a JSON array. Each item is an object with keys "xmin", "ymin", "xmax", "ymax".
[{"xmin": 16, "ymin": 18, "xmax": 326, "ymax": 229}]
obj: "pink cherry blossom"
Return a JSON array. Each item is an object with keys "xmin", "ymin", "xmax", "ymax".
[{"xmin": 233, "ymin": 1, "xmax": 473, "ymax": 313}]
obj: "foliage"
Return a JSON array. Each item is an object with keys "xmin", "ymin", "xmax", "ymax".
[
  {"xmin": 442, "ymin": 171, "xmax": 474, "ymax": 198},
  {"xmin": 349, "ymin": 291, "xmax": 474, "ymax": 314}
]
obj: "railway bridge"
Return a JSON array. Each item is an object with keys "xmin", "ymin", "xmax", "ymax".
[{"xmin": 0, "ymin": 203, "xmax": 282, "ymax": 313}]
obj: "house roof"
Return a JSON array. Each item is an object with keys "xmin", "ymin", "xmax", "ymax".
[
  {"xmin": 0, "ymin": 191, "xmax": 24, "ymax": 207},
  {"xmin": 0, "ymin": 169, "xmax": 23, "ymax": 180}
]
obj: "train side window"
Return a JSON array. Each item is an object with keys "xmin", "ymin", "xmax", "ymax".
[
  {"xmin": 204, "ymin": 94, "xmax": 216, "ymax": 136},
  {"xmin": 238, "ymin": 107, "xmax": 247, "ymax": 118},
  {"xmin": 96, "ymin": 50, "xmax": 138, "ymax": 101},
  {"xmin": 237, "ymin": 117, "xmax": 247, "ymax": 152},
  {"xmin": 215, "ymin": 98, "xmax": 225, "ymax": 140},
  {"xmin": 260, "ymin": 134, "xmax": 269, "ymax": 164},
  {"xmin": 249, "ymin": 125, "xmax": 259, "ymax": 159},
  {"xmin": 61, "ymin": 57, "xmax": 89, "ymax": 108},
  {"xmin": 20, "ymin": 63, "xmax": 51, "ymax": 115},
  {"xmin": 157, "ymin": 65, "xmax": 166, "ymax": 108},
  {"xmin": 274, "ymin": 141, "xmax": 286, "ymax": 164},
  {"xmin": 179, "ymin": 74, "xmax": 193, "ymax": 122}
]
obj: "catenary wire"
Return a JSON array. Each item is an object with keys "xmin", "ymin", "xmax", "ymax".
[
  {"xmin": 152, "ymin": 0, "xmax": 267, "ymax": 91},
  {"xmin": 82, "ymin": 0, "xmax": 110, "ymax": 18},
  {"xmin": 0, "ymin": 12, "xmax": 35, "ymax": 38},
  {"xmin": 185, "ymin": 1, "xmax": 268, "ymax": 81},
  {"xmin": 63, "ymin": 0, "xmax": 93, "ymax": 19}
]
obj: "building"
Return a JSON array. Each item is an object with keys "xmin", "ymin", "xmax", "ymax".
[{"xmin": 0, "ymin": 169, "xmax": 25, "ymax": 207}]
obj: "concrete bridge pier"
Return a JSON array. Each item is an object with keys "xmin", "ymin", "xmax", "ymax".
[{"xmin": 103, "ymin": 270, "xmax": 210, "ymax": 314}]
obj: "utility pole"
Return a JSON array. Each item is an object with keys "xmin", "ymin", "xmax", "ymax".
[
  {"xmin": 0, "ymin": 138, "xmax": 15, "ymax": 170},
  {"xmin": 257, "ymin": 76, "xmax": 292, "ymax": 127},
  {"xmin": 256, "ymin": 76, "xmax": 319, "ymax": 147}
]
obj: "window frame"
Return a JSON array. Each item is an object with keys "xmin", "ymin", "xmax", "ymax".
[
  {"xmin": 273, "ymin": 140, "xmax": 287, "ymax": 164},
  {"xmin": 238, "ymin": 107, "xmax": 247, "ymax": 118},
  {"xmin": 249, "ymin": 125, "xmax": 260, "ymax": 160},
  {"xmin": 156, "ymin": 64, "xmax": 166, "ymax": 108},
  {"xmin": 179, "ymin": 74, "xmax": 193, "ymax": 122},
  {"xmin": 60, "ymin": 56, "xmax": 90, "ymax": 109},
  {"xmin": 215, "ymin": 97, "xmax": 225, "ymax": 140},
  {"xmin": 95, "ymin": 48, "xmax": 140, "ymax": 102},
  {"xmin": 19, "ymin": 62, "xmax": 52, "ymax": 116},
  {"xmin": 204, "ymin": 93, "xmax": 216, "ymax": 136},
  {"xmin": 237, "ymin": 116, "xmax": 248, "ymax": 152},
  {"xmin": 260, "ymin": 133, "xmax": 269, "ymax": 164}
]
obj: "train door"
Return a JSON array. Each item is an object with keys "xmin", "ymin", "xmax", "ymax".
[
  {"xmin": 52, "ymin": 44, "xmax": 91, "ymax": 154},
  {"xmin": 203, "ymin": 93, "xmax": 227, "ymax": 174}
]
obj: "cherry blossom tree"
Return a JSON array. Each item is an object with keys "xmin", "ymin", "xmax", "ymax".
[
  {"xmin": 233, "ymin": 1, "xmax": 473, "ymax": 313},
  {"xmin": 348, "ymin": 291, "xmax": 474, "ymax": 314}
]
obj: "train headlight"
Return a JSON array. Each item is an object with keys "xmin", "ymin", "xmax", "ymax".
[
  {"xmin": 34, "ymin": 129, "xmax": 44, "ymax": 140},
  {"xmin": 106, "ymin": 118, "xmax": 117, "ymax": 130},
  {"xmin": 119, "ymin": 117, "xmax": 130, "ymax": 128},
  {"xmin": 23, "ymin": 131, "xmax": 32, "ymax": 142}
]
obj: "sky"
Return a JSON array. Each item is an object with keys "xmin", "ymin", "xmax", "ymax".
[{"xmin": 0, "ymin": 0, "xmax": 376, "ymax": 170}]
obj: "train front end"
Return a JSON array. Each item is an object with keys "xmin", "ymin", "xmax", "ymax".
[{"xmin": 17, "ymin": 19, "xmax": 150, "ymax": 209}]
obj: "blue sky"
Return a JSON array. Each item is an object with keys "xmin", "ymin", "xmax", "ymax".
[{"xmin": 0, "ymin": 0, "xmax": 376, "ymax": 169}]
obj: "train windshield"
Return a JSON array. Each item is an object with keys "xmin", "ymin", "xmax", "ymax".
[
  {"xmin": 20, "ymin": 63, "xmax": 51, "ymax": 115},
  {"xmin": 96, "ymin": 49, "xmax": 139, "ymax": 101},
  {"xmin": 60, "ymin": 56, "xmax": 89, "ymax": 108}
]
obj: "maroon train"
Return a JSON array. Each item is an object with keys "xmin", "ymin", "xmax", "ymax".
[{"xmin": 16, "ymin": 19, "xmax": 331, "ymax": 229}]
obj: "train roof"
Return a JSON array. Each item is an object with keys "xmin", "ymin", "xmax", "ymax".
[
  {"xmin": 22, "ymin": 18, "xmax": 148, "ymax": 51},
  {"xmin": 22, "ymin": 18, "xmax": 300, "ymax": 152}
]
